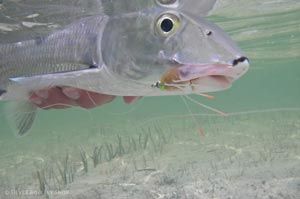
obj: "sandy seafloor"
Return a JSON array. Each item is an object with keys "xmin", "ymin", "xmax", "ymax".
[
  {"xmin": 0, "ymin": 109, "xmax": 300, "ymax": 199},
  {"xmin": 0, "ymin": 0, "xmax": 300, "ymax": 199}
]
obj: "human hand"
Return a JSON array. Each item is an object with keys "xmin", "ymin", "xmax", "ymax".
[{"xmin": 29, "ymin": 86, "xmax": 140, "ymax": 109}]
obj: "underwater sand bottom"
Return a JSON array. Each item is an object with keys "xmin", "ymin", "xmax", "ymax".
[{"xmin": 0, "ymin": 110, "xmax": 299, "ymax": 199}]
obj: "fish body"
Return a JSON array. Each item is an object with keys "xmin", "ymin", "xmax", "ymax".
[
  {"xmin": 0, "ymin": 0, "xmax": 249, "ymax": 135},
  {"xmin": 0, "ymin": 15, "xmax": 109, "ymax": 99}
]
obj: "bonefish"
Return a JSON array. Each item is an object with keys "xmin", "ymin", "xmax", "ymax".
[{"xmin": 0, "ymin": 0, "xmax": 249, "ymax": 136}]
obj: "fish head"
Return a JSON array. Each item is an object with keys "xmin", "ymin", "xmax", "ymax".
[
  {"xmin": 156, "ymin": 11, "xmax": 250, "ymax": 93},
  {"xmin": 101, "ymin": 0, "xmax": 249, "ymax": 95}
]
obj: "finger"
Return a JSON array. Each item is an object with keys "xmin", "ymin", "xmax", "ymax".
[
  {"xmin": 30, "ymin": 87, "xmax": 76, "ymax": 109},
  {"xmin": 62, "ymin": 88, "xmax": 116, "ymax": 109},
  {"xmin": 123, "ymin": 96, "xmax": 141, "ymax": 104}
]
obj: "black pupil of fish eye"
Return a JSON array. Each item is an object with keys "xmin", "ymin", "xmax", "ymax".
[{"xmin": 161, "ymin": 18, "xmax": 174, "ymax": 33}]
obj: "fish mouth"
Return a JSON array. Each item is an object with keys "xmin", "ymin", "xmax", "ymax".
[{"xmin": 160, "ymin": 57, "xmax": 249, "ymax": 93}]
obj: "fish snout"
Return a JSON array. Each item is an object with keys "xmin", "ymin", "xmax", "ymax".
[
  {"xmin": 232, "ymin": 56, "xmax": 249, "ymax": 67},
  {"xmin": 229, "ymin": 56, "xmax": 250, "ymax": 81}
]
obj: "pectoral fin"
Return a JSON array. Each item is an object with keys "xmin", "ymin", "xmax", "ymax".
[{"xmin": 6, "ymin": 101, "xmax": 37, "ymax": 137}]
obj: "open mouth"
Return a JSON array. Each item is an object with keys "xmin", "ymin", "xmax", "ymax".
[{"xmin": 160, "ymin": 57, "xmax": 249, "ymax": 92}]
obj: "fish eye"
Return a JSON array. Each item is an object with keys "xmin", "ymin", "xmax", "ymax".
[{"xmin": 156, "ymin": 13, "xmax": 180, "ymax": 37}]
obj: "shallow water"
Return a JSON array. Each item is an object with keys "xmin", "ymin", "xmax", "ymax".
[{"xmin": 0, "ymin": 1, "xmax": 300, "ymax": 199}]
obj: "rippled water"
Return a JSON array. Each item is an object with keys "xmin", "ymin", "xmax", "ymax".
[{"xmin": 0, "ymin": 1, "xmax": 299, "ymax": 199}]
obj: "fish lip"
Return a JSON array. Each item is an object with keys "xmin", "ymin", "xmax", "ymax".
[
  {"xmin": 159, "ymin": 59, "xmax": 249, "ymax": 91},
  {"xmin": 173, "ymin": 58, "xmax": 250, "ymax": 83},
  {"xmin": 172, "ymin": 63, "xmax": 234, "ymax": 83}
]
